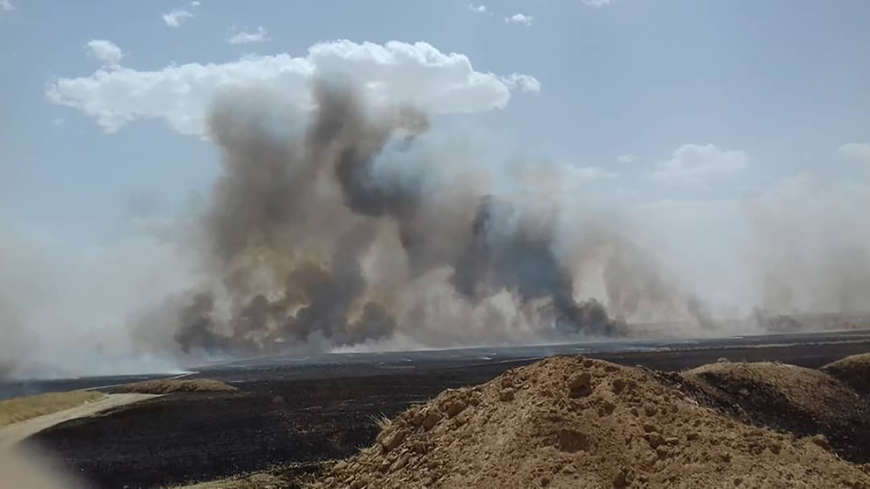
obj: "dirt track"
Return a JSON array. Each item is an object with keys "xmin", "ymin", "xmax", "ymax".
[{"xmin": 0, "ymin": 393, "xmax": 157, "ymax": 449}]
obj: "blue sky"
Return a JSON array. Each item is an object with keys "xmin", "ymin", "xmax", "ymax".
[
  {"xmin": 1, "ymin": 1, "xmax": 870, "ymax": 375},
  {"xmin": 2, "ymin": 0, "xmax": 868, "ymax": 244}
]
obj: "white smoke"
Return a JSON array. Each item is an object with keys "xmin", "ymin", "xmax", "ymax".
[{"xmin": 0, "ymin": 220, "xmax": 196, "ymax": 379}]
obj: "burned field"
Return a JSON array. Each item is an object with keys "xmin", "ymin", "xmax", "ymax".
[
  {"xmin": 21, "ymin": 369, "xmax": 495, "ymax": 488},
  {"xmin": 12, "ymin": 331, "xmax": 870, "ymax": 489}
]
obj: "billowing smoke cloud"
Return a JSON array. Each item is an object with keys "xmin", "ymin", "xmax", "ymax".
[
  {"xmin": 5, "ymin": 40, "xmax": 866, "ymax": 378},
  {"xmin": 451, "ymin": 197, "xmax": 614, "ymax": 336},
  {"xmin": 157, "ymin": 79, "xmax": 629, "ymax": 356}
]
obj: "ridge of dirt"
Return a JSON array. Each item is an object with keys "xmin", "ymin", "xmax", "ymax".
[
  {"xmin": 822, "ymin": 353, "xmax": 870, "ymax": 396},
  {"xmin": 114, "ymin": 378, "xmax": 237, "ymax": 394},
  {"xmin": 675, "ymin": 360, "xmax": 870, "ymax": 463},
  {"xmin": 308, "ymin": 356, "xmax": 870, "ymax": 489}
]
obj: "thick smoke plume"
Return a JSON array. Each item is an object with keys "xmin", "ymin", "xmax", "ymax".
[
  {"xmin": 4, "ymin": 82, "xmax": 870, "ymax": 379},
  {"xmin": 165, "ymin": 79, "xmax": 628, "ymax": 356}
]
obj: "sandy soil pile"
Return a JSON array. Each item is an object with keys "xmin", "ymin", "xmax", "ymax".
[
  {"xmin": 309, "ymin": 356, "xmax": 870, "ymax": 489},
  {"xmin": 823, "ymin": 353, "xmax": 870, "ymax": 396},
  {"xmin": 682, "ymin": 361, "xmax": 856, "ymax": 416},
  {"xmin": 679, "ymin": 360, "xmax": 870, "ymax": 462},
  {"xmin": 115, "ymin": 378, "xmax": 237, "ymax": 394}
]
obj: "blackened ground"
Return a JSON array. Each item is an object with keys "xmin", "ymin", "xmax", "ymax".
[
  {"xmin": 19, "ymin": 335, "xmax": 870, "ymax": 489},
  {"xmin": 23, "ymin": 368, "xmax": 507, "ymax": 489}
]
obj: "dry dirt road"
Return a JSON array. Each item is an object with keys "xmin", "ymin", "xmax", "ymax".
[{"xmin": 0, "ymin": 393, "xmax": 157, "ymax": 449}]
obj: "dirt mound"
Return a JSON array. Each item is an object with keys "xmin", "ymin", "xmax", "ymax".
[
  {"xmin": 115, "ymin": 378, "xmax": 237, "ymax": 394},
  {"xmin": 679, "ymin": 360, "xmax": 870, "ymax": 462},
  {"xmin": 309, "ymin": 356, "xmax": 870, "ymax": 488},
  {"xmin": 822, "ymin": 353, "xmax": 870, "ymax": 396}
]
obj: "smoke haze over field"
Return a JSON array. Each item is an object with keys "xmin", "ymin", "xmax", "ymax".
[
  {"xmin": 128, "ymin": 76, "xmax": 870, "ymax": 359},
  {"xmin": 1, "ymin": 29, "xmax": 870, "ymax": 378},
  {"xmin": 158, "ymin": 79, "xmax": 631, "ymax": 356}
]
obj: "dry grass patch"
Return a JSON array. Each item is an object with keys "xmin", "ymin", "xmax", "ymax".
[
  {"xmin": 116, "ymin": 378, "xmax": 237, "ymax": 395},
  {"xmin": 0, "ymin": 390, "xmax": 104, "ymax": 427},
  {"xmin": 370, "ymin": 413, "xmax": 392, "ymax": 431},
  {"xmin": 171, "ymin": 472, "xmax": 284, "ymax": 489},
  {"xmin": 171, "ymin": 463, "xmax": 325, "ymax": 489}
]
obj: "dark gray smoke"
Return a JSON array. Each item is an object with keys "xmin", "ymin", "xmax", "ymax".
[
  {"xmin": 452, "ymin": 196, "xmax": 615, "ymax": 336},
  {"xmin": 166, "ymin": 79, "xmax": 624, "ymax": 355}
]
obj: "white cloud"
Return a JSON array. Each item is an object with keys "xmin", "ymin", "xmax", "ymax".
[
  {"xmin": 227, "ymin": 26, "xmax": 270, "ymax": 45},
  {"xmin": 0, "ymin": 0, "xmax": 14, "ymax": 11},
  {"xmin": 500, "ymin": 73, "xmax": 541, "ymax": 93},
  {"xmin": 47, "ymin": 40, "xmax": 539, "ymax": 136},
  {"xmin": 505, "ymin": 13, "xmax": 533, "ymax": 26},
  {"xmin": 651, "ymin": 143, "xmax": 748, "ymax": 186},
  {"xmin": 581, "ymin": 0, "xmax": 613, "ymax": 6},
  {"xmin": 467, "ymin": 3, "xmax": 487, "ymax": 13},
  {"xmin": 191, "ymin": 0, "xmax": 201, "ymax": 6},
  {"xmin": 617, "ymin": 154, "xmax": 635, "ymax": 163},
  {"xmin": 86, "ymin": 40, "xmax": 124, "ymax": 68},
  {"xmin": 838, "ymin": 142, "xmax": 870, "ymax": 163},
  {"xmin": 163, "ymin": 9, "xmax": 193, "ymax": 28}
]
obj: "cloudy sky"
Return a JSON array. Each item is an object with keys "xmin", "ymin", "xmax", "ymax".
[
  {"xmin": 0, "ymin": 0, "xmax": 864, "ymax": 236},
  {"xmin": 1, "ymin": 0, "xmax": 869, "ymax": 370}
]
